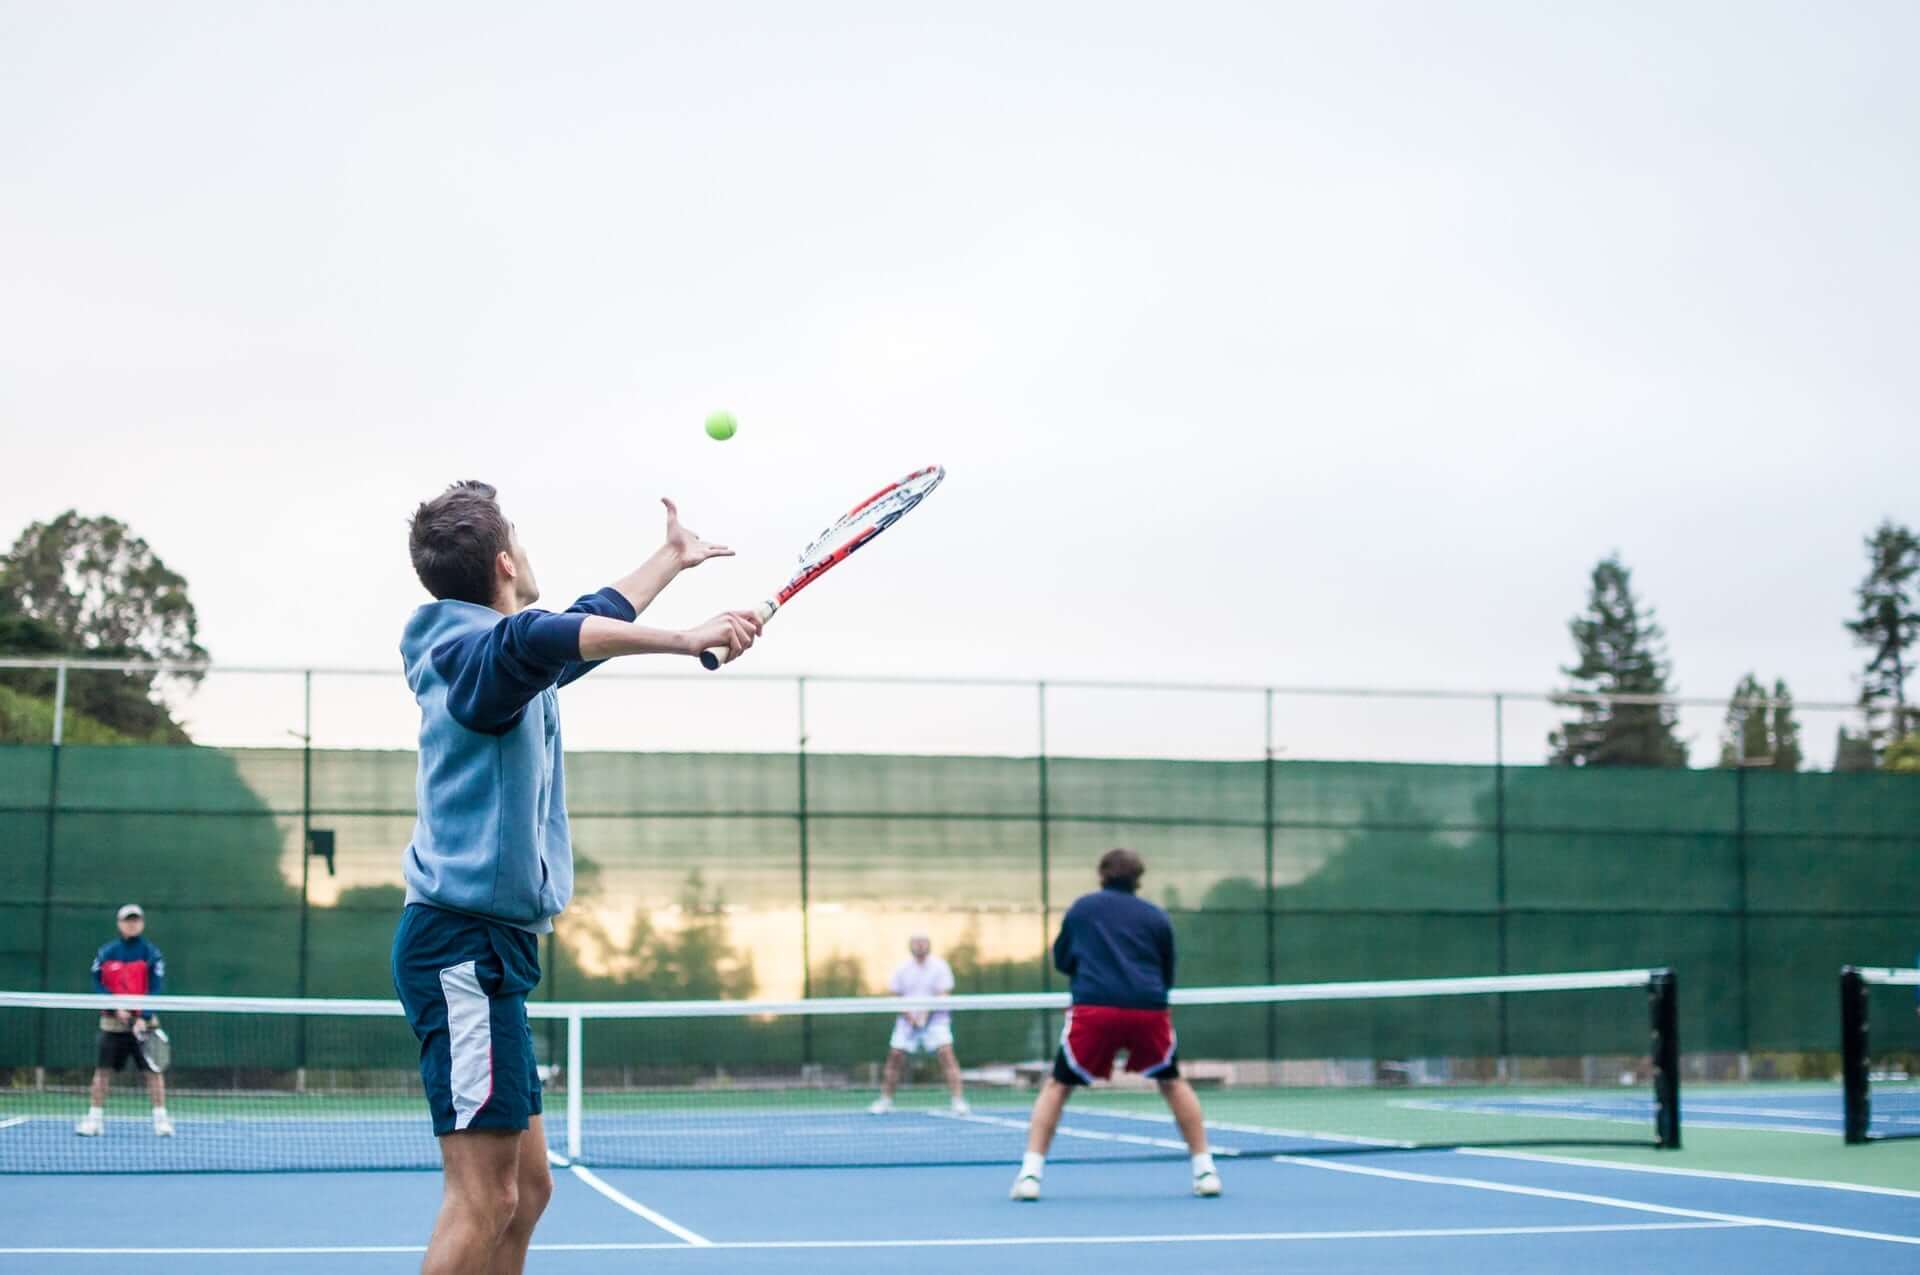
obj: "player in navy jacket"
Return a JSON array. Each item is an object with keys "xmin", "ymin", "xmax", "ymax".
[
  {"xmin": 75, "ymin": 904, "xmax": 171, "ymax": 1137},
  {"xmin": 1011, "ymin": 850, "xmax": 1221, "ymax": 1201}
]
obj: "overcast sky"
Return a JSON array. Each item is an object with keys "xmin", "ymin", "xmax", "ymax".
[{"xmin": 2, "ymin": 2, "xmax": 1914, "ymax": 763}]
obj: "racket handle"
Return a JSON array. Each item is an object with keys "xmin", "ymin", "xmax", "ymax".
[{"xmin": 699, "ymin": 601, "xmax": 778, "ymax": 670}]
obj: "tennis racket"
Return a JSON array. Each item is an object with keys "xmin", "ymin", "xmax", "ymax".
[
  {"xmin": 701, "ymin": 464, "xmax": 945, "ymax": 670},
  {"xmin": 133, "ymin": 1021, "xmax": 171, "ymax": 1075}
]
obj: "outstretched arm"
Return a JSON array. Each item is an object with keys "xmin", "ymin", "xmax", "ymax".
[
  {"xmin": 606, "ymin": 499, "xmax": 734, "ymax": 616},
  {"xmin": 578, "ymin": 610, "xmax": 761, "ymax": 663}
]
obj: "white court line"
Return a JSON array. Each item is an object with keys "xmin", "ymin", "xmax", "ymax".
[
  {"xmin": 1089, "ymin": 1106, "xmax": 1410, "ymax": 1149},
  {"xmin": 0, "ymin": 1221, "xmax": 1749, "ymax": 1256},
  {"xmin": 1458, "ymin": 1148, "xmax": 1920, "ymax": 1201},
  {"xmin": 1273, "ymin": 1154, "xmax": 1920, "ymax": 1247},
  {"xmin": 0, "ymin": 1117, "xmax": 28, "ymax": 1131},
  {"xmin": 930, "ymin": 1108, "xmax": 1242, "ymax": 1156},
  {"xmin": 545, "ymin": 1149, "xmax": 711, "ymax": 1247},
  {"xmin": 1390, "ymin": 1098, "xmax": 1841, "ymax": 1138}
]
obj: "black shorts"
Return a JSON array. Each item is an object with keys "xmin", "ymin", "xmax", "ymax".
[{"xmin": 96, "ymin": 1029, "xmax": 152, "ymax": 1074}]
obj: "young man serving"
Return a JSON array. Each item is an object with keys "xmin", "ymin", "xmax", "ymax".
[
  {"xmin": 393, "ymin": 482, "xmax": 761, "ymax": 1275},
  {"xmin": 1012, "ymin": 849, "xmax": 1221, "ymax": 1201}
]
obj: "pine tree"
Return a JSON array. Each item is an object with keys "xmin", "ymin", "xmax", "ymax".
[
  {"xmin": 1717, "ymin": 674, "xmax": 1802, "ymax": 771},
  {"xmin": 1845, "ymin": 519, "xmax": 1920, "ymax": 759},
  {"xmin": 1549, "ymin": 555, "xmax": 1688, "ymax": 767},
  {"xmin": 1769, "ymin": 678, "xmax": 1804, "ymax": 772}
]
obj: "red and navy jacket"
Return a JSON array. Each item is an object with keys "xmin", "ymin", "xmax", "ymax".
[{"xmin": 92, "ymin": 937, "xmax": 166, "ymax": 1018}]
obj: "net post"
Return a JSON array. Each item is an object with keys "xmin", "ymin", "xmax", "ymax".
[
  {"xmin": 1649, "ymin": 967, "xmax": 1681, "ymax": 1150},
  {"xmin": 1840, "ymin": 966, "xmax": 1869, "ymax": 1144},
  {"xmin": 566, "ymin": 1011, "xmax": 584, "ymax": 1161}
]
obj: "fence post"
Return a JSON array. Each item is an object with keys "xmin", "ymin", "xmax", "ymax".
[
  {"xmin": 1036, "ymin": 683, "xmax": 1052, "ymax": 1051},
  {"xmin": 1263, "ymin": 688, "xmax": 1277, "ymax": 1062},
  {"xmin": 35, "ymin": 662, "xmax": 68, "ymax": 1073},
  {"xmin": 796, "ymin": 678, "xmax": 812, "ymax": 1063},
  {"xmin": 1037, "ymin": 682, "xmax": 1050, "ymax": 990},
  {"xmin": 1734, "ymin": 763, "xmax": 1751, "ymax": 1074},
  {"xmin": 1493, "ymin": 694, "xmax": 1509, "ymax": 1074}
]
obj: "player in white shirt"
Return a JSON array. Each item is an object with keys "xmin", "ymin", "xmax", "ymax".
[{"xmin": 868, "ymin": 933, "xmax": 970, "ymax": 1116}]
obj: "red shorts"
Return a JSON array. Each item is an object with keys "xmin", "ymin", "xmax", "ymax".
[{"xmin": 1054, "ymin": 1005, "xmax": 1179, "ymax": 1085}]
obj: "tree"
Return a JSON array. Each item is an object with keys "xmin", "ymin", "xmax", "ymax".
[
  {"xmin": 1717, "ymin": 675, "xmax": 1803, "ymax": 771},
  {"xmin": 1886, "ymin": 733, "xmax": 1920, "ymax": 774},
  {"xmin": 1834, "ymin": 726, "xmax": 1878, "ymax": 773},
  {"xmin": 1846, "ymin": 519, "xmax": 1920, "ymax": 761},
  {"xmin": 1549, "ymin": 555, "xmax": 1688, "ymax": 767},
  {"xmin": 0, "ymin": 512, "xmax": 206, "ymax": 741}
]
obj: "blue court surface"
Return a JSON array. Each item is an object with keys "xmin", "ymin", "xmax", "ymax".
[{"xmin": 4, "ymin": 1145, "xmax": 1918, "ymax": 1274}]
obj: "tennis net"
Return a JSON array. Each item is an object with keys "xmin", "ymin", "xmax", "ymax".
[
  {"xmin": 1841, "ymin": 965, "xmax": 1920, "ymax": 1143},
  {"xmin": 0, "ymin": 969, "xmax": 1678, "ymax": 1174}
]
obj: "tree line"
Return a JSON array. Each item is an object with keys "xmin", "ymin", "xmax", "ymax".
[
  {"xmin": 1551, "ymin": 519, "xmax": 1920, "ymax": 772},
  {"xmin": 2, "ymin": 508, "xmax": 1917, "ymax": 771}
]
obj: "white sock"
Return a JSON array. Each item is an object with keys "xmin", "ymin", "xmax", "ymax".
[
  {"xmin": 87, "ymin": 1106, "xmax": 103, "ymax": 1120},
  {"xmin": 1192, "ymin": 1152, "xmax": 1216, "ymax": 1176},
  {"xmin": 152, "ymin": 1107, "xmax": 169, "ymax": 1119},
  {"xmin": 1021, "ymin": 1151, "xmax": 1046, "ymax": 1179}
]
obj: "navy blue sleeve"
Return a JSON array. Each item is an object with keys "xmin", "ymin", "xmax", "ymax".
[
  {"xmin": 1159, "ymin": 912, "xmax": 1176, "ymax": 991},
  {"xmin": 1052, "ymin": 907, "xmax": 1078, "ymax": 976},
  {"xmin": 555, "ymin": 588, "xmax": 639, "ymax": 689},
  {"xmin": 433, "ymin": 610, "xmax": 591, "ymax": 735},
  {"xmin": 91, "ymin": 944, "xmax": 109, "ymax": 993}
]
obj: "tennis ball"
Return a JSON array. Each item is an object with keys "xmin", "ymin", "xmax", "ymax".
[{"xmin": 704, "ymin": 411, "xmax": 737, "ymax": 441}]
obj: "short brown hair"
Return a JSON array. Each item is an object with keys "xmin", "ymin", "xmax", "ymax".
[
  {"xmin": 409, "ymin": 481, "xmax": 511, "ymax": 603},
  {"xmin": 1098, "ymin": 848, "xmax": 1145, "ymax": 892}
]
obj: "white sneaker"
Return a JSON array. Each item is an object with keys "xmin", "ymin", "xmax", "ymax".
[
  {"xmin": 1193, "ymin": 1169, "xmax": 1223, "ymax": 1198},
  {"xmin": 867, "ymin": 1097, "xmax": 893, "ymax": 1115},
  {"xmin": 950, "ymin": 1098, "xmax": 971, "ymax": 1116},
  {"xmin": 152, "ymin": 1112, "xmax": 174, "ymax": 1138},
  {"xmin": 1010, "ymin": 1173, "xmax": 1041, "ymax": 1202},
  {"xmin": 74, "ymin": 1114, "xmax": 103, "ymax": 1137}
]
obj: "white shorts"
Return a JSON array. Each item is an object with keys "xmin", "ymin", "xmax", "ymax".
[{"xmin": 889, "ymin": 1019, "xmax": 955, "ymax": 1055}]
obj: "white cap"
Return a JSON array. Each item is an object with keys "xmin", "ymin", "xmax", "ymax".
[{"xmin": 117, "ymin": 904, "xmax": 144, "ymax": 920}]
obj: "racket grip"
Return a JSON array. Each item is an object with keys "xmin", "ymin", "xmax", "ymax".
[{"xmin": 699, "ymin": 601, "xmax": 778, "ymax": 671}]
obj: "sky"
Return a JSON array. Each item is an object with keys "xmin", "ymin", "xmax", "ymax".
[{"xmin": 2, "ymin": 1, "xmax": 1915, "ymax": 764}]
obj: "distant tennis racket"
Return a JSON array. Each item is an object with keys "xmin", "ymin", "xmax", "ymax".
[
  {"xmin": 133, "ymin": 1021, "xmax": 171, "ymax": 1075},
  {"xmin": 701, "ymin": 464, "xmax": 945, "ymax": 670}
]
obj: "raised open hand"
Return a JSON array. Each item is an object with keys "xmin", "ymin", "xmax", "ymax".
[{"xmin": 663, "ymin": 497, "xmax": 734, "ymax": 569}]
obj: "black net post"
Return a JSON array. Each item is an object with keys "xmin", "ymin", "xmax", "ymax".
[
  {"xmin": 1649, "ymin": 968, "xmax": 1681, "ymax": 1149},
  {"xmin": 1841, "ymin": 966, "xmax": 1870, "ymax": 1144}
]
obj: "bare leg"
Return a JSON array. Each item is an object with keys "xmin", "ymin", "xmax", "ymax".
[
  {"xmin": 1025, "ymin": 1079, "xmax": 1072, "ymax": 1155},
  {"xmin": 89, "ymin": 1069, "xmax": 110, "ymax": 1108},
  {"xmin": 144, "ymin": 1069, "xmax": 167, "ymax": 1109},
  {"xmin": 936, "ymin": 1045, "xmax": 965, "ymax": 1102},
  {"xmin": 487, "ymin": 1119, "xmax": 553, "ymax": 1275},
  {"xmin": 1157, "ymin": 1077, "xmax": 1209, "ymax": 1154},
  {"xmin": 879, "ymin": 1049, "xmax": 905, "ymax": 1100},
  {"xmin": 422, "ymin": 1128, "xmax": 520, "ymax": 1275}
]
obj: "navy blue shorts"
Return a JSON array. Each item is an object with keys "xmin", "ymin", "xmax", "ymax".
[{"xmin": 392, "ymin": 902, "xmax": 543, "ymax": 1137}]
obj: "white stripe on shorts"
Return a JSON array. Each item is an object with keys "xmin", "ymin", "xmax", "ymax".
[{"xmin": 439, "ymin": 960, "xmax": 492, "ymax": 1130}]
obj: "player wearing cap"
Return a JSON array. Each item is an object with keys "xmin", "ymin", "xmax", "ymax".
[
  {"xmin": 1010, "ymin": 849, "xmax": 1220, "ymax": 1201},
  {"xmin": 868, "ymin": 933, "xmax": 969, "ymax": 1116},
  {"xmin": 74, "ymin": 904, "xmax": 171, "ymax": 1138}
]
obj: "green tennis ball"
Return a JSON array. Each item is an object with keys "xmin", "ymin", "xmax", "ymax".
[{"xmin": 704, "ymin": 412, "xmax": 737, "ymax": 441}]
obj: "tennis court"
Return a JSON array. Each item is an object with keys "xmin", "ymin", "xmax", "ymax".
[
  {"xmin": 5, "ymin": 1134, "xmax": 1919, "ymax": 1273},
  {"xmin": 6, "ymin": 974, "xmax": 1920, "ymax": 1272}
]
